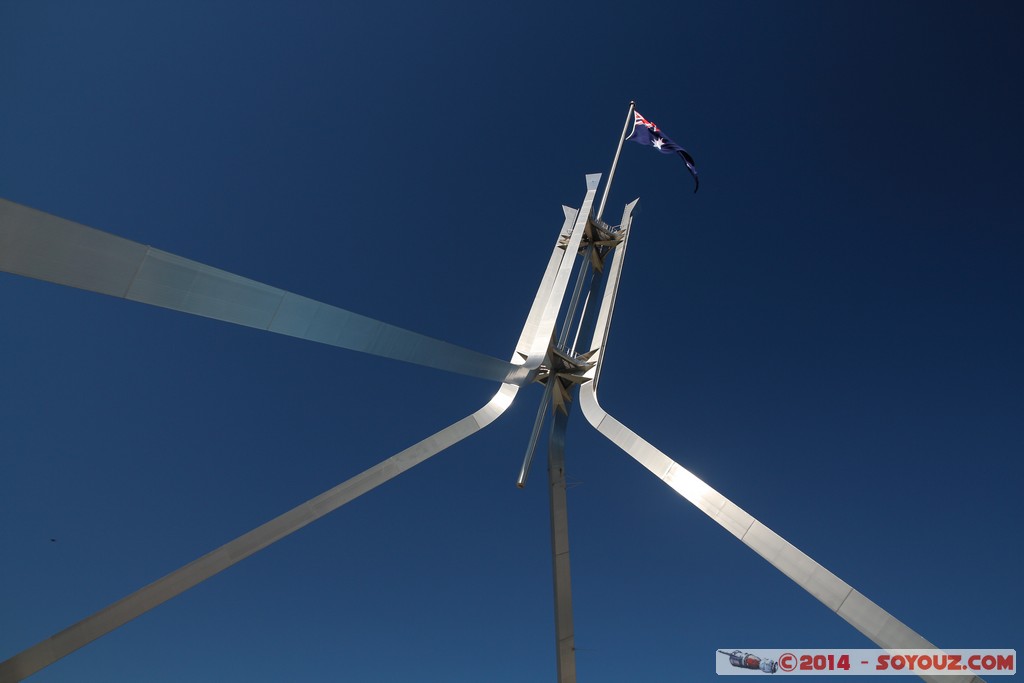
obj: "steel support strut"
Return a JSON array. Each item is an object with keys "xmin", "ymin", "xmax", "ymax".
[
  {"xmin": 0, "ymin": 199, "xmax": 526, "ymax": 385},
  {"xmin": 577, "ymin": 201, "xmax": 984, "ymax": 683}
]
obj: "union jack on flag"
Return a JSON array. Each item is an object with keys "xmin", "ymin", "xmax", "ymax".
[{"xmin": 627, "ymin": 110, "xmax": 699, "ymax": 193}]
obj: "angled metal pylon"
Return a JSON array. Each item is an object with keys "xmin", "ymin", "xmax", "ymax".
[
  {"xmin": 0, "ymin": 175, "xmax": 601, "ymax": 681},
  {"xmin": 576, "ymin": 200, "xmax": 985, "ymax": 683},
  {"xmin": 0, "ymin": 198, "xmax": 527, "ymax": 385}
]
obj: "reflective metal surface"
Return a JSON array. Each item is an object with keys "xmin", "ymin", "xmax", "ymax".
[
  {"xmin": 0, "ymin": 198, "xmax": 524, "ymax": 385},
  {"xmin": 517, "ymin": 174, "xmax": 601, "ymax": 368},
  {"xmin": 577, "ymin": 201, "xmax": 982, "ymax": 683},
  {"xmin": 516, "ymin": 380, "xmax": 553, "ymax": 487},
  {"xmin": 0, "ymin": 177, "xmax": 600, "ymax": 682},
  {"xmin": 547, "ymin": 409, "xmax": 577, "ymax": 683},
  {"xmin": 514, "ymin": 175, "xmax": 601, "ymax": 488}
]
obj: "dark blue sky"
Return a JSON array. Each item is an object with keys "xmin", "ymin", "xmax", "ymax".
[{"xmin": 2, "ymin": 3, "xmax": 1021, "ymax": 681}]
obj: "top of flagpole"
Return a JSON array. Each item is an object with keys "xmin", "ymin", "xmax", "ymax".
[{"xmin": 595, "ymin": 101, "xmax": 636, "ymax": 222}]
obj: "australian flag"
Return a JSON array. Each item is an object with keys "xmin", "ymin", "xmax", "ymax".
[{"xmin": 627, "ymin": 111, "xmax": 699, "ymax": 193}]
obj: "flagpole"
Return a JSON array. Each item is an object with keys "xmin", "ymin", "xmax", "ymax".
[{"xmin": 595, "ymin": 101, "xmax": 636, "ymax": 222}]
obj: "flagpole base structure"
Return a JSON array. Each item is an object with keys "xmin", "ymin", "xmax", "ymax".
[
  {"xmin": 0, "ymin": 176, "xmax": 602, "ymax": 683},
  {"xmin": 576, "ymin": 200, "xmax": 984, "ymax": 683}
]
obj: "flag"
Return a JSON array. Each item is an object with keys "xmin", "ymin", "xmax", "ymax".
[{"xmin": 627, "ymin": 110, "xmax": 699, "ymax": 193}]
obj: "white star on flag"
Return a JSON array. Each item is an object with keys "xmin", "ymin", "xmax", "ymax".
[{"xmin": 627, "ymin": 108, "xmax": 700, "ymax": 192}]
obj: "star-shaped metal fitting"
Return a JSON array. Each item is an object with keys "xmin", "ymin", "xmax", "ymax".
[
  {"xmin": 534, "ymin": 345, "xmax": 597, "ymax": 415},
  {"xmin": 557, "ymin": 216, "xmax": 624, "ymax": 272}
]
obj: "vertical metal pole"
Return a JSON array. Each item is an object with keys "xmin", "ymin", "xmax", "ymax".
[
  {"xmin": 569, "ymin": 289, "xmax": 591, "ymax": 355},
  {"xmin": 548, "ymin": 409, "xmax": 577, "ymax": 683},
  {"xmin": 595, "ymin": 101, "xmax": 636, "ymax": 222},
  {"xmin": 545, "ymin": 213, "xmax": 626, "ymax": 682},
  {"xmin": 557, "ymin": 248, "xmax": 594, "ymax": 349}
]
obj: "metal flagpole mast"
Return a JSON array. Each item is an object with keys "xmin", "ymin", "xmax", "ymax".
[
  {"xmin": 517, "ymin": 102, "xmax": 638, "ymax": 487},
  {"xmin": 595, "ymin": 101, "xmax": 636, "ymax": 222},
  {"xmin": 536, "ymin": 104, "xmax": 638, "ymax": 683}
]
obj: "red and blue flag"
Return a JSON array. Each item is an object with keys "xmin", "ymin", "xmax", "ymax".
[{"xmin": 627, "ymin": 111, "xmax": 699, "ymax": 193}]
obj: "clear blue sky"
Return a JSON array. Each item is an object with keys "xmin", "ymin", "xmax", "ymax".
[{"xmin": 1, "ymin": 2, "xmax": 1021, "ymax": 681}]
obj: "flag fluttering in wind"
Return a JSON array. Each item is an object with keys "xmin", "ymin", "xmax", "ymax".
[{"xmin": 626, "ymin": 111, "xmax": 699, "ymax": 193}]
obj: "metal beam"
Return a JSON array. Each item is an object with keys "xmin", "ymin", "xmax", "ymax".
[
  {"xmin": 0, "ymin": 198, "xmax": 526, "ymax": 385},
  {"xmin": 577, "ymin": 200, "xmax": 984, "ymax": 683},
  {"xmin": 548, "ymin": 409, "xmax": 577, "ymax": 683}
]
